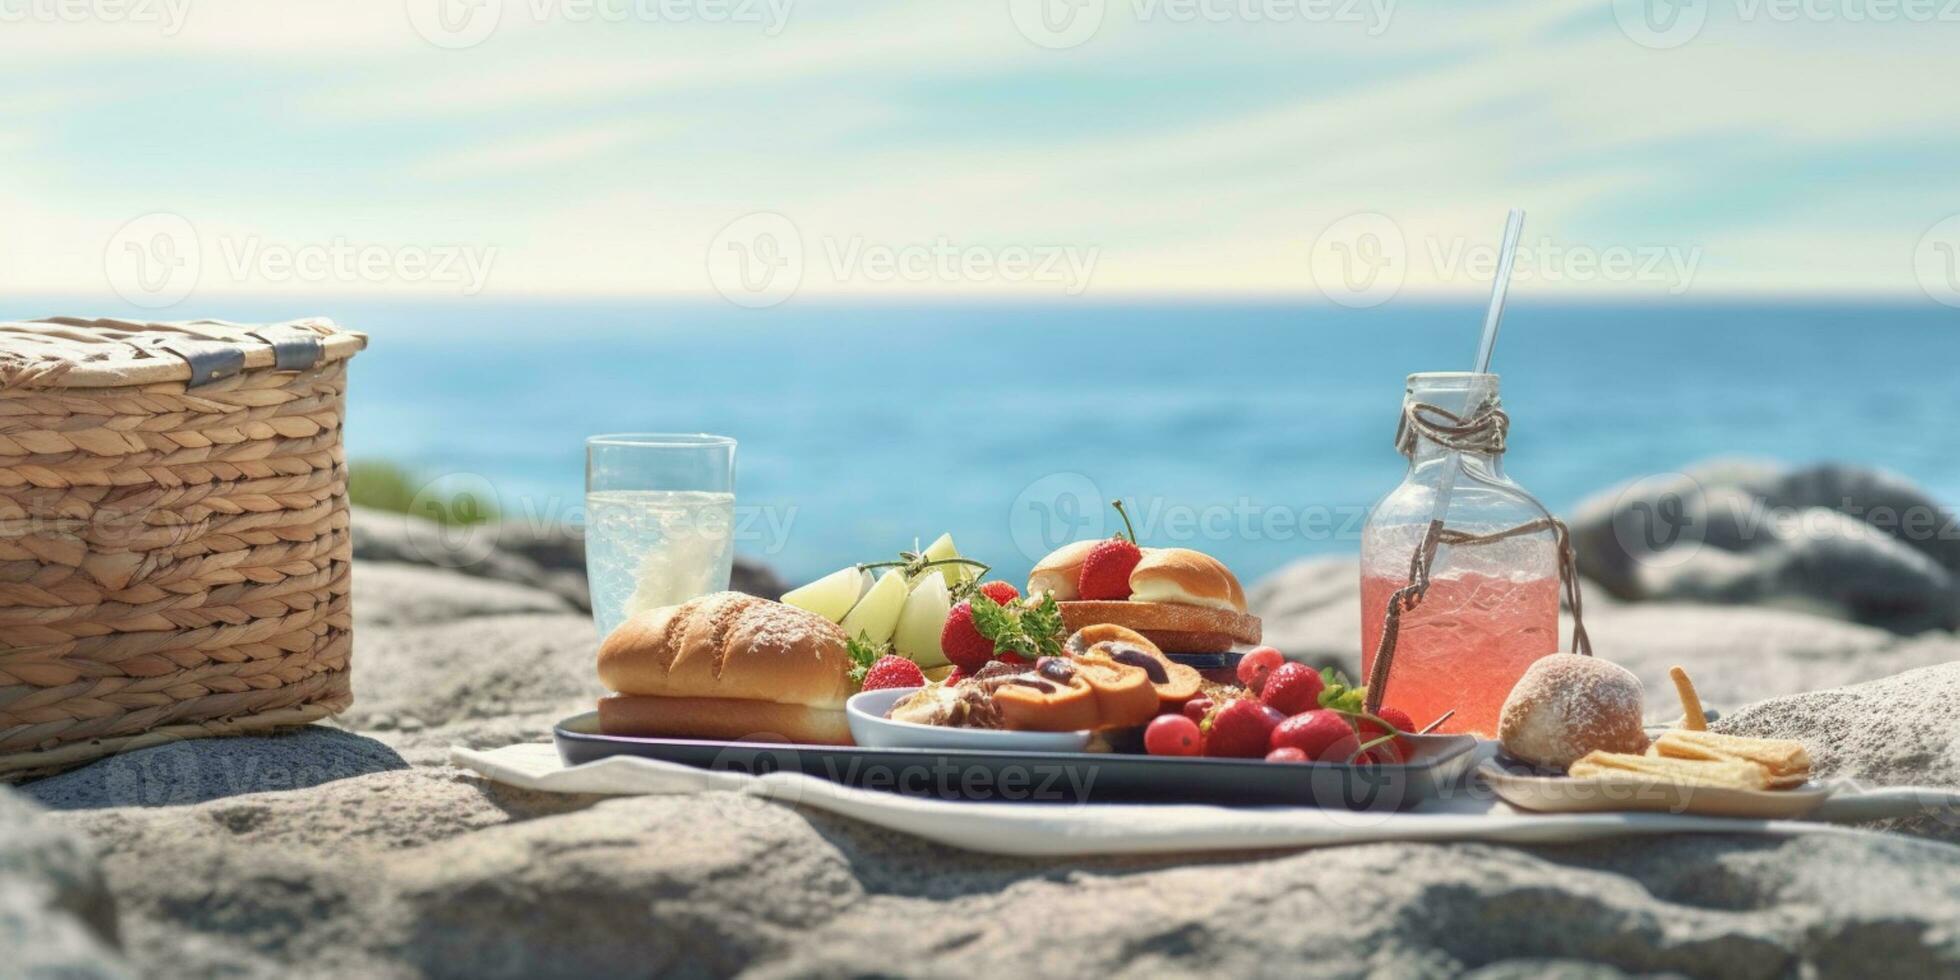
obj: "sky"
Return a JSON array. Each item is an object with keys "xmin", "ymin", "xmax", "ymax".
[{"xmin": 2, "ymin": 0, "xmax": 1957, "ymax": 305}]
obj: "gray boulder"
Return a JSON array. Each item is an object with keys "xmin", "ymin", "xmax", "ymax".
[
  {"xmin": 1569, "ymin": 460, "xmax": 1960, "ymax": 632},
  {"xmin": 354, "ymin": 561, "xmax": 577, "ymax": 628},
  {"xmin": 350, "ymin": 506, "xmax": 787, "ymax": 609},
  {"xmin": 0, "ymin": 787, "xmax": 129, "ymax": 977},
  {"xmin": 18, "ymin": 729, "xmax": 406, "ymax": 812},
  {"xmin": 47, "ymin": 665, "xmax": 1960, "ymax": 977}
]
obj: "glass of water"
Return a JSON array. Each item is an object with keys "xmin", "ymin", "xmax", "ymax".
[{"xmin": 585, "ymin": 433, "xmax": 737, "ymax": 638}]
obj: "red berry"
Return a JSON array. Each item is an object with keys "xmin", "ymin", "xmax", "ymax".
[
  {"xmin": 1265, "ymin": 747, "xmax": 1308, "ymax": 763},
  {"xmin": 977, "ymin": 581, "xmax": 1021, "ymax": 605},
  {"xmin": 1269, "ymin": 710, "xmax": 1361, "ymax": 763},
  {"xmin": 1203, "ymin": 699, "xmax": 1285, "ymax": 758},
  {"xmin": 944, "ymin": 666, "xmax": 970, "ymax": 685},
  {"xmin": 939, "ymin": 601, "xmax": 996, "ymax": 672},
  {"xmin": 1258, "ymin": 662, "xmax": 1324, "ymax": 715},
  {"xmin": 1181, "ymin": 696, "xmax": 1214, "ymax": 724},
  {"xmin": 1144, "ymin": 715, "xmax": 1203, "ymax": 756},
  {"xmin": 860, "ymin": 655, "xmax": 926, "ymax": 692},
  {"xmin": 1077, "ymin": 538, "xmax": 1142, "ymax": 600},
  {"xmin": 995, "ymin": 653, "xmax": 1029, "ymax": 667},
  {"xmin": 1236, "ymin": 647, "xmax": 1286, "ymax": 694},
  {"xmin": 1356, "ymin": 706, "xmax": 1416, "ymax": 758}
]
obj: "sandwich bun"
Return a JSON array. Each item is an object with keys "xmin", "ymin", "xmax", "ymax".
[
  {"xmin": 1127, "ymin": 547, "xmax": 1246, "ymax": 612},
  {"xmin": 596, "ymin": 591, "xmax": 854, "ymax": 745},
  {"xmin": 1026, "ymin": 539, "xmax": 1100, "ymax": 600}
]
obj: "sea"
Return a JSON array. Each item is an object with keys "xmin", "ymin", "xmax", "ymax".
[{"xmin": 22, "ymin": 296, "xmax": 1960, "ymax": 588}]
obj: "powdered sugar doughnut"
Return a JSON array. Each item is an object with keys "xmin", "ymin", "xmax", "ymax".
[{"xmin": 1498, "ymin": 654, "xmax": 1649, "ymax": 769}]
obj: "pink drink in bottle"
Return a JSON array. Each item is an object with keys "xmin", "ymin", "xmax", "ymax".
[{"xmin": 1358, "ymin": 373, "xmax": 1560, "ymax": 737}]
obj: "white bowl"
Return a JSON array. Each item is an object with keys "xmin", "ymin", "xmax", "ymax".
[{"xmin": 845, "ymin": 687, "xmax": 1092, "ymax": 753}]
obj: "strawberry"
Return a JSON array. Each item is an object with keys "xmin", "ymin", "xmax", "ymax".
[
  {"xmin": 1235, "ymin": 646, "xmax": 1286, "ymax": 694},
  {"xmin": 1258, "ymin": 662, "xmax": 1324, "ymax": 715},
  {"xmin": 860, "ymin": 655, "xmax": 925, "ymax": 692},
  {"xmin": 995, "ymin": 653, "xmax": 1029, "ymax": 667},
  {"xmin": 1269, "ymin": 710, "xmax": 1361, "ymax": 763},
  {"xmin": 1181, "ymin": 696, "xmax": 1214, "ymax": 724},
  {"xmin": 977, "ymin": 581, "xmax": 1020, "ymax": 605},
  {"xmin": 1076, "ymin": 500, "xmax": 1143, "ymax": 600},
  {"xmin": 939, "ymin": 601, "xmax": 996, "ymax": 672},
  {"xmin": 1357, "ymin": 706, "xmax": 1416, "ymax": 759},
  {"xmin": 1203, "ymin": 699, "xmax": 1285, "ymax": 758},
  {"xmin": 943, "ymin": 665, "xmax": 970, "ymax": 685}
]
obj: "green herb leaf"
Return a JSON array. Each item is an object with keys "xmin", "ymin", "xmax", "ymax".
[
  {"xmin": 846, "ymin": 633, "xmax": 891, "ymax": 688},
  {"xmin": 968, "ymin": 592, "xmax": 1066, "ymax": 662}
]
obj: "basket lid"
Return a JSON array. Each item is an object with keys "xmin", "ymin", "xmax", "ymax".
[{"xmin": 0, "ymin": 317, "xmax": 366, "ymax": 390}]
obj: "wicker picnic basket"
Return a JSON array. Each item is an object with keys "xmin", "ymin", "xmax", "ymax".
[{"xmin": 0, "ymin": 317, "xmax": 366, "ymax": 779}]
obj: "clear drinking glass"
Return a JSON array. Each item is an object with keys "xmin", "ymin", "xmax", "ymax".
[
  {"xmin": 585, "ymin": 434, "xmax": 737, "ymax": 638},
  {"xmin": 1359, "ymin": 373, "xmax": 1560, "ymax": 738}
]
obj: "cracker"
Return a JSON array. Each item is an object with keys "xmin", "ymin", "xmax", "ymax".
[
  {"xmin": 1569, "ymin": 750, "xmax": 1771, "ymax": 790},
  {"xmin": 1652, "ymin": 730, "xmax": 1811, "ymax": 778}
]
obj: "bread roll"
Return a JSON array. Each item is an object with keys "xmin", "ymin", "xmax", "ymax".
[
  {"xmin": 1128, "ymin": 548, "xmax": 1247, "ymax": 613},
  {"xmin": 596, "ymin": 592, "xmax": 854, "ymax": 744},
  {"xmin": 1027, "ymin": 540, "xmax": 1100, "ymax": 600},
  {"xmin": 1498, "ymin": 653, "xmax": 1648, "ymax": 769}
]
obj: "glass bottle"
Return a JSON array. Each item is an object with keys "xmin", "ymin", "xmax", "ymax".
[{"xmin": 1359, "ymin": 372, "xmax": 1561, "ymax": 738}]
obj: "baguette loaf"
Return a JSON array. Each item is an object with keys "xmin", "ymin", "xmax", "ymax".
[{"xmin": 596, "ymin": 592, "xmax": 855, "ymax": 744}]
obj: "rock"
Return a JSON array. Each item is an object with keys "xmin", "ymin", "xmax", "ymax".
[
  {"xmin": 1569, "ymin": 460, "xmax": 1960, "ymax": 632},
  {"xmin": 344, "ymin": 613, "xmax": 602, "ymax": 742},
  {"xmin": 350, "ymin": 506, "xmax": 788, "ymax": 609},
  {"xmin": 0, "ymin": 787, "xmax": 128, "ymax": 977},
  {"xmin": 354, "ymin": 562, "xmax": 577, "ymax": 628},
  {"xmin": 47, "ymin": 761, "xmax": 1960, "ymax": 977},
  {"xmin": 1719, "ymin": 657, "xmax": 1960, "ymax": 842},
  {"xmin": 19, "ymin": 729, "xmax": 408, "ymax": 812}
]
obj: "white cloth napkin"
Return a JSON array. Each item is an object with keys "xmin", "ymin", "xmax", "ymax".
[{"xmin": 450, "ymin": 742, "xmax": 1956, "ymax": 857}]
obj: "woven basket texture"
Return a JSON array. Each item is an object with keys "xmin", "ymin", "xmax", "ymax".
[{"xmin": 0, "ymin": 317, "xmax": 365, "ymax": 779}]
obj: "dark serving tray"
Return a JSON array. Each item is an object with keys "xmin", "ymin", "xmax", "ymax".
[{"xmin": 554, "ymin": 712, "xmax": 1480, "ymax": 810}]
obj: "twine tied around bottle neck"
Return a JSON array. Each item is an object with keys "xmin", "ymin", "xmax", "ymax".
[
  {"xmin": 1394, "ymin": 402, "xmax": 1510, "ymax": 458},
  {"xmin": 1363, "ymin": 401, "xmax": 1593, "ymax": 717}
]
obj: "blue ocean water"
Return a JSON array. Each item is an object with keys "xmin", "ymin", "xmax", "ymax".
[{"xmin": 23, "ymin": 297, "xmax": 1959, "ymax": 587}]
